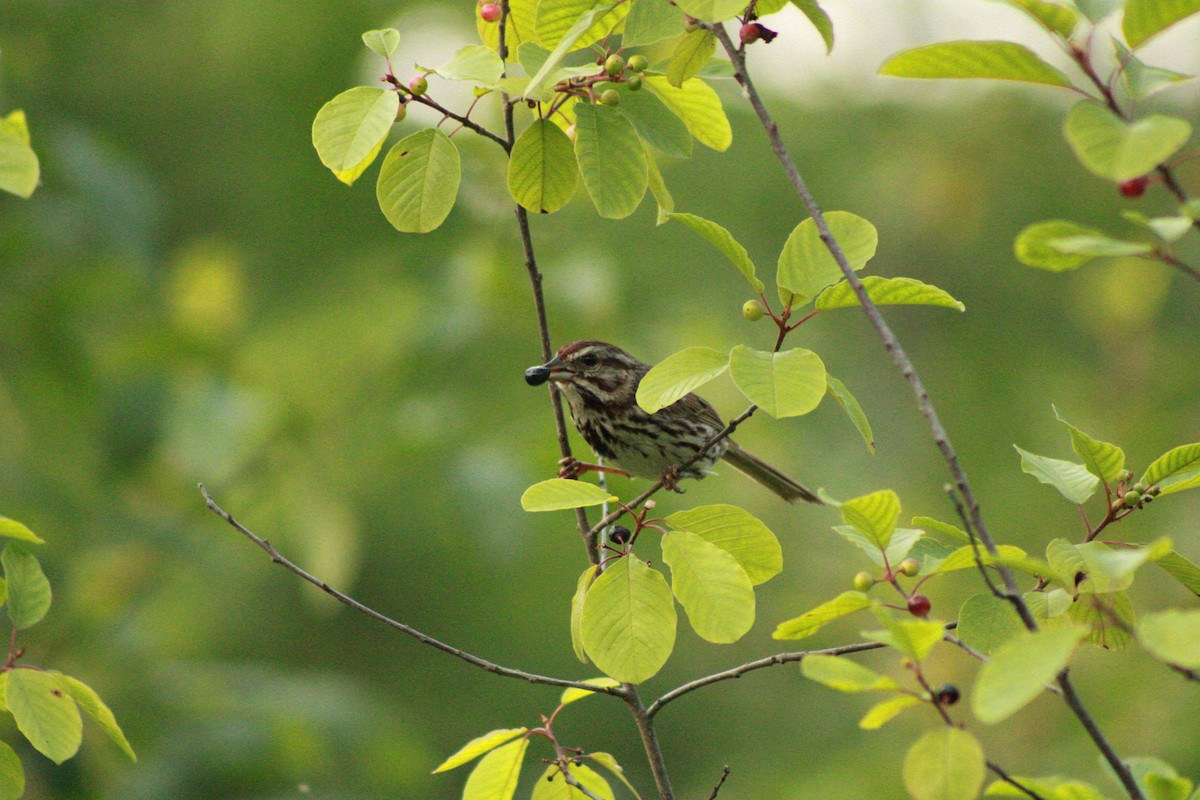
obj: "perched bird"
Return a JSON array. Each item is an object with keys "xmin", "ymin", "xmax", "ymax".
[{"xmin": 525, "ymin": 340, "xmax": 820, "ymax": 503}]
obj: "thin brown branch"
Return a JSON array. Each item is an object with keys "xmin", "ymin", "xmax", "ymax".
[
  {"xmin": 563, "ymin": 771, "xmax": 607, "ymax": 800},
  {"xmin": 199, "ymin": 484, "xmax": 624, "ymax": 697},
  {"xmin": 1154, "ymin": 249, "xmax": 1200, "ymax": 284},
  {"xmin": 988, "ymin": 761, "xmax": 1052, "ymax": 800},
  {"xmin": 623, "ymin": 686, "xmax": 676, "ymax": 800},
  {"xmin": 411, "ymin": 94, "xmax": 510, "ymax": 151},
  {"xmin": 706, "ymin": 766, "xmax": 732, "ymax": 800},
  {"xmin": 1056, "ymin": 670, "xmax": 1143, "ymax": 800}
]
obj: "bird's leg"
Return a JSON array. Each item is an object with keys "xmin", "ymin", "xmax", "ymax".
[
  {"xmin": 660, "ymin": 465, "xmax": 686, "ymax": 493},
  {"xmin": 558, "ymin": 456, "xmax": 630, "ymax": 481}
]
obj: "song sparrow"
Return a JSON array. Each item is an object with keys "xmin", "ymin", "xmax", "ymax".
[{"xmin": 525, "ymin": 340, "xmax": 821, "ymax": 503}]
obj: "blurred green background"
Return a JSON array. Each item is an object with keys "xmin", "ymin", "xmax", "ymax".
[{"xmin": 2, "ymin": 1, "xmax": 1199, "ymax": 798}]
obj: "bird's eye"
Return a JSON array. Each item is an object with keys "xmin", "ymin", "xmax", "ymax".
[{"xmin": 580, "ymin": 354, "xmax": 599, "ymax": 367}]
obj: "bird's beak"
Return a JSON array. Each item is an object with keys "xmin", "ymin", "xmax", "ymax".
[{"xmin": 524, "ymin": 354, "xmax": 565, "ymax": 386}]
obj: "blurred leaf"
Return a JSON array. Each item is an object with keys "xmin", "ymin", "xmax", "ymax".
[
  {"xmin": 645, "ymin": 149, "xmax": 675, "ymax": 223},
  {"xmin": 6, "ymin": 669, "xmax": 82, "ymax": 764},
  {"xmin": 957, "ymin": 593, "xmax": 1025, "ymax": 655},
  {"xmin": 581, "ymin": 556, "xmax": 676, "ymax": 683},
  {"xmin": 993, "ymin": 0, "xmax": 1079, "ymax": 36},
  {"xmin": 666, "ymin": 504, "xmax": 782, "ymax": 585},
  {"xmin": 1152, "ymin": 551, "xmax": 1200, "ymax": 596},
  {"xmin": 1123, "ymin": 0, "xmax": 1200, "ymax": 47},
  {"xmin": 572, "ymin": 566, "xmax": 598, "ymax": 662},
  {"xmin": 924, "ymin": 544, "xmax": 1027, "ymax": 576},
  {"xmin": 1102, "ymin": 757, "xmax": 1192, "ymax": 800},
  {"xmin": 616, "ymin": 88, "xmax": 693, "ymax": 158},
  {"xmin": 0, "ymin": 517, "xmax": 44, "ymax": 545},
  {"xmin": 1142, "ymin": 443, "xmax": 1200, "ymax": 487},
  {"xmin": 661, "ymin": 531, "xmax": 755, "ymax": 643},
  {"xmin": 674, "ymin": 0, "xmax": 744, "ymax": 22},
  {"xmin": 665, "ymin": 213, "xmax": 762, "ymax": 291},
  {"xmin": 643, "ymin": 76, "xmax": 731, "ymax": 151},
  {"xmin": 508, "ymin": 119, "xmax": 578, "ymax": 214},
  {"xmin": 1026, "ymin": 589, "xmax": 1074, "ymax": 625},
  {"xmin": 377, "ymin": 128, "xmax": 461, "ymax": 233},
  {"xmin": 802, "ymin": 655, "xmax": 897, "ymax": 692},
  {"xmin": 668, "ymin": 30, "xmax": 716, "ymax": 87},
  {"xmin": 1078, "ymin": 539, "xmax": 1172, "ymax": 589},
  {"xmin": 911, "ymin": 516, "xmax": 971, "ymax": 544},
  {"xmin": 636, "ymin": 346, "xmax": 728, "ymax": 413},
  {"xmin": 793, "ymin": 0, "xmax": 834, "ymax": 52},
  {"xmin": 434, "ymin": 728, "xmax": 529, "ymax": 773},
  {"xmin": 537, "ymin": 0, "xmax": 628, "ymax": 49},
  {"xmin": 462, "ymin": 738, "xmax": 528, "ymax": 800},
  {"xmin": 984, "ymin": 775, "xmax": 1108, "ymax": 799},
  {"xmin": 1076, "ymin": 0, "xmax": 1122, "ymax": 21},
  {"xmin": 773, "ymin": 591, "xmax": 873, "ymax": 640},
  {"xmin": 1114, "ymin": 39, "xmax": 1194, "ymax": 99},
  {"xmin": 312, "ymin": 87, "xmax": 399, "ymax": 172},
  {"xmin": 587, "ymin": 753, "xmax": 643, "ymax": 800},
  {"xmin": 0, "ymin": 741, "xmax": 21, "ymax": 800},
  {"xmin": 1054, "ymin": 406, "xmax": 1126, "ymax": 485},
  {"xmin": 0, "ymin": 111, "xmax": 39, "ymax": 198},
  {"xmin": 863, "ymin": 609, "xmax": 944, "ymax": 660},
  {"xmin": 1063, "ymin": 102, "xmax": 1192, "ymax": 182},
  {"xmin": 361, "ymin": 28, "xmax": 401, "ymax": 58},
  {"xmin": 1159, "ymin": 472, "xmax": 1200, "ymax": 497},
  {"xmin": 1070, "ymin": 591, "xmax": 1134, "ymax": 650},
  {"xmin": 859, "ymin": 695, "xmax": 922, "ymax": 730},
  {"xmin": 1015, "ymin": 220, "xmax": 1111, "ymax": 271},
  {"xmin": 522, "ymin": 479, "xmax": 617, "ymax": 511},
  {"xmin": 972, "ymin": 626, "xmax": 1087, "ymax": 723},
  {"xmin": 1137, "ymin": 609, "xmax": 1200, "ymax": 668},
  {"xmin": 3, "ymin": 544, "xmax": 51, "ymax": 630},
  {"xmin": 728, "ymin": 345, "xmax": 827, "ymax": 418},
  {"xmin": 532, "ymin": 764, "xmax": 615, "ymax": 800},
  {"xmin": 525, "ymin": 5, "xmax": 619, "ymax": 97},
  {"xmin": 903, "ymin": 728, "xmax": 986, "ymax": 800},
  {"xmin": 880, "ymin": 41, "xmax": 1073, "ymax": 87},
  {"xmin": 1046, "ymin": 235, "xmax": 1153, "ymax": 258},
  {"xmin": 574, "ymin": 103, "xmax": 648, "ymax": 219},
  {"xmin": 623, "ymin": 0, "xmax": 685, "ymax": 46},
  {"xmin": 815, "ymin": 276, "xmax": 964, "ymax": 312},
  {"xmin": 841, "ymin": 490, "xmax": 900, "ymax": 549},
  {"xmin": 835, "ymin": 526, "xmax": 924, "ymax": 567},
  {"xmin": 826, "ymin": 375, "xmax": 875, "ymax": 453},
  {"xmin": 1014, "ymin": 444, "xmax": 1100, "ymax": 504},
  {"xmin": 560, "ymin": 677, "xmax": 621, "ymax": 705},
  {"xmin": 777, "ymin": 212, "xmax": 878, "ymax": 306},
  {"xmin": 52, "ymin": 673, "xmax": 136, "ymax": 761},
  {"xmin": 435, "ymin": 45, "xmax": 505, "ymax": 84}
]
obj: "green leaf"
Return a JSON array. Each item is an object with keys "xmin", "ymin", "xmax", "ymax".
[
  {"xmin": 880, "ymin": 41, "xmax": 1073, "ymax": 87},
  {"xmin": 462, "ymin": 738, "xmax": 528, "ymax": 800},
  {"xmin": 1123, "ymin": 0, "xmax": 1200, "ymax": 47},
  {"xmin": 587, "ymin": 753, "xmax": 643, "ymax": 800},
  {"xmin": 661, "ymin": 531, "xmax": 755, "ymax": 643},
  {"xmin": 311, "ymin": 87, "xmax": 399, "ymax": 173},
  {"xmin": 477, "ymin": 0, "xmax": 539, "ymax": 51},
  {"xmin": 834, "ymin": 526, "xmax": 925, "ymax": 568},
  {"xmin": 1014, "ymin": 445, "xmax": 1101, "ymax": 504},
  {"xmin": 1063, "ymin": 102, "xmax": 1192, "ymax": 182},
  {"xmin": 1160, "ymin": 471, "xmax": 1200, "ymax": 497},
  {"xmin": 859, "ymin": 695, "xmax": 923, "ymax": 730},
  {"xmin": 825, "ymin": 375, "xmax": 874, "ymax": 453},
  {"xmin": 1076, "ymin": 0, "xmax": 1123, "ymax": 22},
  {"xmin": 623, "ymin": 0, "xmax": 686, "ymax": 46},
  {"xmin": 508, "ymin": 119, "xmax": 578, "ymax": 214},
  {"xmin": 984, "ymin": 776, "xmax": 1108, "ymax": 799},
  {"xmin": 903, "ymin": 728, "xmax": 987, "ymax": 800},
  {"xmin": 1142, "ymin": 215, "xmax": 1195, "ymax": 243},
  {"xmin": 522, "ymin": 479, "xmax": 618, "ymax": 511},
  {"xmin": 815, "ymin": 276, "xmax": 965, "ymax": 312},
  {"xmin": 1045, "ymin": 234, "xmax": 1154, "ymax": 258},
  {"xmin": 0, "ymin": 111, "xmax": 40, "ymax": 199},
  {"xmin": 957, "ymin": 593, "xmax": 1026, "ymax": 655},
  {"xmin": 993, "ymin": 0, "xmax": 1079, "ymax": 36},
  {"xmin": 1026, "ymin": 589, "xmax": 1074, "ymax": 625},
  {"xmin": 801, "ymin": 654, "xmax": 897, "ymax": 692},
  {"xmin": 581, "ymin": 556, "xmax": 676, "ymax": 683},
  {"xmin": 6, "ymin": 669, "xmax": 82, "ymax": 764},
  {"xmin": 1142, "ymin": 443, "xmax": 1200, "ymax": 488},
  {"xmin": 777, "ymin": 212, "xmax": 878, "ymax": 306},
  {"xmin": 574, "ymin": 102, "xmax": 648, "ymax": 219},
  {"xmin": 0, "ymin": 517, "xmax": 44, "ymax": 545},
  {"xmin": 2, "ymin": 544, "xmax": 51, "ymax": 630},
  {"xmin": 911, "ymin": 516, "xmax": 971, "ymax": 544},
  {"xmin": 773, "ymin": 591, "xmax": 873, "ymax": 640},
  {"xmin": 924, "ymin": 545, "xmax": 1028, "ymax": 576},
  {"xmin": 841, "ymin": 490, "xmax": 900, "ymax": 549},
  {"xmin": 972, "ymin": 626, "xmax": 1088, "ymax": 723},
  {"xmin": 52, "ymin": 674, "xmax": 136, "ymax": 761},
  {"xmin": 532, "ymin": 764, "xmax": 616, "ymax": 800},
  {"xmin": 665, "ymin": 213, "xmax": 762, "ymax": 291},
  {"xmin": 434, "ymin": 728, "xmax": 529, "ymax": 772},
  {"xmin": 536, "ymin": 0, "xmax": 628, "ymax": 50},
  {"xmin": 332, "ymin": 137, "xmax": 385, "ymax": 187},
  {"xmin": 616, "ymin": 88, "xmax": 693, "ymax": 158},
  {"xmin": 1153, "ymin": 551, "xmax": 1200, "ymax": 596},
  {"xmin": 1014, "ymin": 220, "xmax": 1112, "ymax": 272},
  {"xmin": 1070, "ymin": 591, "xmax": 1134, "ymax": 650},
  {"xmin": 1054, "ymin": 407, "xmax": 1125, "ymax": 485},
  {"xmin": 863, "ymin": 610, "xmax": 945, "ymax": 660},
  {"xmin": 673, "ymin": 0, "xmax": 746, "ymax": 23},
  {"xmin": 560, "ymin": 677, "xmax": 621, "ymax": 705},
  {"xmin": 1137, "ymin": 609, "xmax": 1200, "ymax": 668},
  {"xmin": 1077, "ymin": 539, "xmax": 1171, "ymax": 590},
  {"xmin": 524, "ymin": 4, "xmax": 618, "ymax": 98},
  {"xmin": 376, "ymin": 128, "xmax": 461, "ymax": 233},
  {"xmin": 642, "ymin": 76, "xmax": 732, "ymax": 152},
  {"xmin": 728, "ymin": 345, "xmax": 827, "ymax": 418},
  {"xmin": 571, "ymin": 566, "xmax": 597, "ymax": 662},
  {"xmin": 792, "ymin": 0, "xmax": 834, "ymax": 52},
  {"xmin": 665, "ymin": 504, "xmax": 782, "ymax": 585},
  {"xmin": 668, "ymin": 29, "xmax": 716, "ymax": 88},
  {"xmin": 435, "ymin": 45, "xmax": 505, "ymax": 85},
  {"xmin": 1114, "ymin": 39, "xmax": 1194, "ymax": 99},
  {"xmin": 361, "ymin": 28, "xmax": 401, "ymax": 58},
  {"xmin": 645, "ymin": 149, "xmax": 674, "ymax": 224},
  {"xmin": 0, "ymin": 741, "xmax": 23, "ymax": 800},
  {"xmin": 636, "ymin": 346, "xmax": 729, "ymax": 414}
]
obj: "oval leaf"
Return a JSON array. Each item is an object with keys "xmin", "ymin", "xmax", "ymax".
[
  {"xmin": 312, "ymin": 87, "xmax": 399, "ymax": 172},
  {"xmin": 509, "ymin": 119, "xmax": 578, "ymax": 214},
  {"xmin": 840, "ymin": 490, "xmax": 901, "ymax": 549},
  {"xmin": 667, "ymin": 29, "xmax": 716, "ymax": 87},
  {"xmin": 815, "ymin": 276, "xmax": 965, "ymax": 312},
  {"xmin": 665, "ymin": 213, "xmax": 762, "ymax": 291},
  {"xmin": 615, "ymin": 87, "xmax": 693, "ymax": 159},
  {"xmin": 1014, "ymin": 220, "xmax": 1110, "ymax": 272},
  {"xmin": 777, "ymin": 211, "xmax": 878, "ymax": 306},
  {"xmin": 361, "ymin": 28, "xmax": 401, "ymax": 58},
  {"xmin": 522, "ymin": 479, "xmax": 617, "ymax": 511},
  {"xmin": 636, "ymin": 346, "xmax": 729, "ymax": 414},
  {"xmin": 801, "ymin": 654, "xmax": 897, "ymax": 692},
  {"xmin": 0, "ymin": 517, "xmax": 44, "ymax": 545},
  {"xmin": 661, "ymin": 531, "xmax": 755, "ymax": 643},
  {"xmin": 462, "ymin": 738, "xmax": 528, "ymax": 800},
  {"xmin": 1137, "ymin": 609, "xmax": 1200, "ymax": 668},
  {"xmin": 642, "ymin": 76, "xmax": 732, "ymax": 152},
  {"xmin": 1053, "ymin": 406, "xmax": 1125, "ymax": 485},
  {"xmin": 1063, "ymin": 101, "xmax": 1192, "ymax": 182},
  {"xmin": 2, "ymin": 544, "xmax": 50, "ymax": 630},
  {"xmin": 972, "ymin": 626, "xmax": 1088, "ymax": 723},
  {"xmin": 6, "ymin": 669, "xmax": 82, "ymax": 764},
  {"xmin": 571, "ymin": 566, "xmax": 598, "ymax": 662},
  {"xmin": 860, "ymin": 695, "xmax": 923, "ymax": 730},
  {"xmin": 434, "ymin": 728, "xmax": 528, "ymax": 773},
  {"xmin": 574, "ymin": 103, "xmax": 648, "ymax": 220},
  {"xmin": 0, "ymin": 116, "xmax": 39, "ymax": 199},
  {"xmin": 623, "ymin": 0, "xmax": 686, "ymax": 46},
  {"xmin": 581, "ymin": 556, "xmax": 676, "ymax": 684},
  {"xmin": 1142, "ymin": 443, "xmax": 1200, "ymax": 488},
  {"xmin": 903, "ymin": 728, "xmax": 986, "ymax": 800},
  {"xmin": 1014, "ymin": 445, "xmax": 1100, "ymax": 504},
  {"xmin": 53, "ymin": 673, "xmax": 136, "ymax": 761},
  {"xmin": 532, "ymin": 763, "xmax": 616, "ymax": 800},
  {"xmin": 880, "ymin": 40, "xmax": 1073, "ymax": 87},
  {"xmin": 376, "ymin": 128, "xmax": 461, "ymax": 233},
  {"xmin": 436, "ymin": 45, "xmax": 505, "ymax": 84},
  {"xmin": 956, "ymin": 593, "xmax": 1026, "ymax": 656},
  {"xmin": 728, "ymin": 345, "xmax": 827, "ymax": 418},
  {"xmin": 560, "ymin": 677, "xmax": 621, "ymax": 706},
  {"xmin": 774, "ymin": 591, "xmax": 873, "ymax": 640},
  {"xmin": 666, "ymin": 504, "xmax": 781, "ymax": 585},
  {"xmin": 826, "ymin": 375, "xmax": 875, "ymax": 454},
  {"xmin": 536, "ymin": 0, "xmax": 629, "ymax": 50},
  {"xmin": 1123, "ymin": 0, "xmax": 1200, "ymax": 48}
]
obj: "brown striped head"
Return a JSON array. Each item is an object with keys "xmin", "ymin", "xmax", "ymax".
[{"xmin": 524, "ymin": 340, "xmax": 648, "ymax": 402}]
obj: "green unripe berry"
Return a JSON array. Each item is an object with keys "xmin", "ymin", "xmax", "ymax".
[
  {"xmin": 853, "ymin": 572, "xmax": 874, "ymax": 592},
  {"xmin": 742, "ymin": 299, "xmax": 765, "ymax": 321},
  {"xmin": 396, "ymin": 102, "xmax": 408, "ymax": 121},
  {"xmin": 899, "ymin": 558, "xmax": 920, "ymax": 577},
  {"xmin": 627, "ymin": 54, "xmax": 649, "ymax": 73},
  {"xmin": 627, "ymin": 74, "xmax": 643, "ymax": 91},
  {"xmin": 1133, "ymin": 481, "xmax": 1148, "ymax": 493},
  {"xmin": 605, "ymin": 54, "xmax": 625, "ymax": 77},
  {"xmin": 1123, "ymin": 490, "xmax": 1141, "ymax": 508},
  {"xmin": 600, "ymin": 89, "xmax": 620, "ymax": 107},
  {"xmin": 408, "ymin": 75, "xmax": 428, "ymax": 97}
]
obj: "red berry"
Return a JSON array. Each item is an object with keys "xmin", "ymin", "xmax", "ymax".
[
  {"xmin": 1118, "ymin": 177, "xmax": 1149, "ymax": 198},
  {"xmin": 480, "ymin": 3, "xmax": 502, "ymax": 22},
  {"xmin": 739, "ymin": 22, "xmax": 761, "ymax": 44},
  {"xmin": 907, "ymin": 595, "xmax": 932, "ymax": 617}
]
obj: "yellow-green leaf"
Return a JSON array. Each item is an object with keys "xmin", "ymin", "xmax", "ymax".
[
  {"xmin": 435, "ymin": 45, "xmax": 506, "ymax": 85},
  {"xmin": 1138, "ymin": 609, "xmax": 1200, "ymax": 668},
  {"xmin": 2, "ymin": 544, "xmax": 50, "ymax": 630},
  {"xmin": 860, "ymin": 695, "xmax": 922, "ymax": 730},
  {"xmin": 636, "ymin": 346, "xmax": 728, "ymax": 414},
  {"xmin": 53, "ymin": 673, "xmax": 136, "ymax": 761},
  {"xmin": 903, "ymin": 728, "xmax": 986, "ymax": 800},
  {"xmin": 665, "ymin": 213, "xmax": 762, "ymax": 291},
  {"xmin": 643, "ymin": 76, "xmax": 732, "ymax": 152},
  {"xmin": 376, "ymin": 128, "xmax": 461, "ymax": 233},
  {"xmin": 661, "ymin": 531, "xmax": 755, "ymax": 643},
  {"xmin": 0, "ymin": 111, "xmax": 40, "ymax": 198},
  {"xmin": 801, "ymin": 654, "xmax": 897, "ymax": 692},
  {"xmin": 574, "ymin": 102, "xmax": 647, "ymax": 220},
  {"xmin": 957, "ymin": 593, "xmax": 1026, "ymax": 655},
  {"xmin": 6, "ymin": 668, "xmax": 82, "ymax": 764},
  {"xmin": 434, "ymin": 728, "xmax": 528, "ymax": 773},
  {"xmin": 581, "ymin": 556, "xmax": 676, "ymax": 684},
  {"xmin": 560, "ymin": 677, "xmax": 621, "ymax": 705},
  {"xmin": 522, "ymin": 479, "xmax": 617, "ymax": 511},
  {"xmin": 972, "ymin": 626, "xmax": 1088, "ymax": 723},
  {"xmin": 815, "ymin": 276, "xmax": 964, "ymax": 312},
  {"xmin": 1123, "ymin": 0, "xmax": 1200, "ymax": 47},
  {"xmin": 777, "ymin": 211, "xmax": 877, "ymax": 306},
  {"xmin": 667, "ymin": 29, "xmax": 716, "ymax": 88},
  {"xmin": 361, "ymin": 28, "xmax": 401, "ymax": 58},
  {"xmin": 1141, "ymin": 443, "xmax": 1200, "ymax": 488},
  {"xmin": 0, "ymin": 517, "xmax": 44, "ymax": 545},
  {"xmin": 312, "ymin": 87, "xmax": 399, "ymax": 173},
  {"xmin": 826, "ymin": 375, "xmax": 875, "ymax": 453},
  {"xmin": 1063, "ymin": 101, "xmax": 1192, "ymax": 182},
  {"xmin": 1014, "ymin": 445, "xmax": 1100, "ymax": 504},
  {"xmin": 841, "ymin": 489, "xmax": 900, "ymax": 549},
  {"xmin": 509, "ymin": 119, "xmax": 578, "ymax": 214},
  {"xmin": 880, "ymin": 40, "xmax": 1073, "ymax": 87},
  {"xmin": 571, "ymin": 565, "xmax": 598, "ymax": 662},
  {"xmin": 774, "ymin": 591, "xmax": 873, "ymax": 640},
  {"xmin": 462, "ymin": 738, "xmax": 528, "ymax": 800},
  {"xmin": 1053, "ymin": 406, "xmax": 1125, "ymax": 485},
  {"xmin": 728, "ymin": 345, "xmax": 827, "ymax": 418},
  {"xmin": 666, "ymin": 504, "xmax": 781, "ymax": 585},
  {"xmin": 536, "ymin": 0, "xmax": 629, "ymax": 50},
  {"xmin": 587, "ymin": 753, "xmax": 643, "ymax": 800}
]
